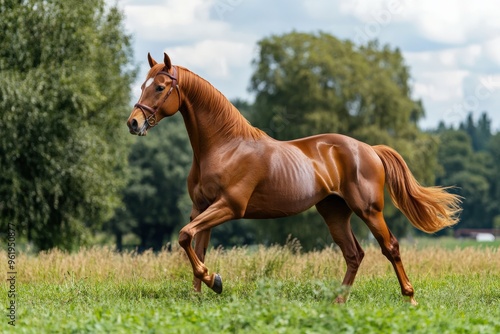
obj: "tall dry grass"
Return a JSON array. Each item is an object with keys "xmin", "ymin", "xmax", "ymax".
[{"xmin": 2, "ymin": 242, "xmax": 498, "ymax": 285}]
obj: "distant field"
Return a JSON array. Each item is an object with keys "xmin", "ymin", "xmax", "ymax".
[
  {"xmin": 407, "ymin": 236, "xmax": 500, "ymax": 250},
  {"xmin": 1, "ymin": 240, "xmax": 499, "ymax": 333}
]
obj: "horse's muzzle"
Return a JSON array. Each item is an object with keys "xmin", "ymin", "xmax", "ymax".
[{"xmin": 127, "ymin": 117, "xmax": 147, "ymax": 136}]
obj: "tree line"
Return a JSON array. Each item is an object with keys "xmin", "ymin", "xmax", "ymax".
[
  {"xmin": 1, "ymin": 2, "xmax": 498, "ymax": 251},
  {"xmin": 434, "ymin": 114, "xmax": 500, "ymax": 233}
]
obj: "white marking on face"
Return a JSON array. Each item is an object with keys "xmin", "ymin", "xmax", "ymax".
[
  {"xmin": 145, "ymin": 77, "xmax": 154, "ymax": 88},
  {"xmin": 138, "ymin": 76, "xmax": 154, "ymax": 102}
]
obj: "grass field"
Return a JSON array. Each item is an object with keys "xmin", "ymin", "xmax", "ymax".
[{"xmin": 1, "ymin": 239, "xmax": 499, "ymax": 333}]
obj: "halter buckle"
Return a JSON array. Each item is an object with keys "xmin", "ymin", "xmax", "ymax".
[{"xmin": 146, "ymin": 113, "xmax": 157, "ymax": 127}]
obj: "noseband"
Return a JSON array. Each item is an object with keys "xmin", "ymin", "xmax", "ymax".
[{"xmin": 134, "ymin": 66, "xmax": 180, "ymax": 127}]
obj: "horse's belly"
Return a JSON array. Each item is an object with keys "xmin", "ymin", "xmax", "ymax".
[
  {"xmin": 244, "ymin": 188, "xmax": 323, "ymax": 219},
  {"xmin": 243, "ymin": 154, "xmax": 324, "ymax": 218}
]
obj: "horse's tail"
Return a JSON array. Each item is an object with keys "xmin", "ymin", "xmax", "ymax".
[{"xmin": 372, "ymin": 145, "xmax": 462, "ymax": 233}]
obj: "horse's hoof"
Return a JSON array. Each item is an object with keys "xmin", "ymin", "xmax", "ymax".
[
  {"xmin": 335, "ymin": 296, "xmax": 346, "ymax": 304},
  {"xmin": 211, "ymin": 273, "xmax": 223, "ymax": 294}
]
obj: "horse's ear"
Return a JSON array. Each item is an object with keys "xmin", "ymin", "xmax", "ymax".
[
  {"xmin": 148, "ymin": 53, "xmax": 157, "ymax": 68},
  {"xmin": 163, "ymin": 52, "xmax": 172, "ymax": 71}
]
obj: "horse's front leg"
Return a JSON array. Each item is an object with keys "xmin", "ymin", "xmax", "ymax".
[
  {"xmin": 193, "ymin": 229, "xmax": 212, "ymax": 292},
  {"xmin": 178, "ymin": 201, "xmax": 236, "ymax": 294}
]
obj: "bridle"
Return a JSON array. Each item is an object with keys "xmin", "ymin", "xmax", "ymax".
[{"xmin": 134, "ymin": 66, "xmax": 180, "ymax": 128}]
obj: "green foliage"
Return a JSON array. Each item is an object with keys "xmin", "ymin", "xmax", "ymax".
[{"xmin": 0, "ymin": 0, "xmax": 136, "ymax": 250}]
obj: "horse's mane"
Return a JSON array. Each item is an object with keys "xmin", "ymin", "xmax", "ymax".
[{"xmin": 177, "ymin": 66, "xmax": 265, "ymax": 141}]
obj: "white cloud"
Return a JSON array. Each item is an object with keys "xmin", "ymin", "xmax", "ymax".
[
  {"xmin": 167, "ymin": 40, "xmax": 255, "ymax": 79},
  {"xmin": 303, "ymin": 0, "xmax": 345, "ymax": 19},
  {"xmin": 341, "ymin": 0, "xmax": 500, "ymax": 45},
  {"xmin": 483, "ymin": 37, "xmax": 500, "ymax": 66},
  {"xmin": 410, "ymin": 0, "xmax": 500, "ymax": 44},
  {"xmin": 122, "ymin": 0, "xmax": 258, "ymax": 102},
  {"xmin": 123, "ymin": 0, "xmax": 228, "ymax": 43},
  {"xmin": 406, "ymin": 35, "xmax": 500, "ymax": 129},
  {"xmin": 415, "ymin": 72, "xmax": 500, "ymax": 129},
  {"xmin": 404, "ymin": 43, "xmax": 485, "ymax": 73},
  {"xmin": 412, "ymin": 70, "xmax": 469, "ymax": 102},
  {"xmin": 339, "ymin": 0, "xmax": 407, "ymax": 22},
  {"xmin": 408, "ymin": 0, "xmax": 466, "ymax": 44},
  {"xmin": 437, "ymin": 73, "xmax": 500, "ymax": 128}
]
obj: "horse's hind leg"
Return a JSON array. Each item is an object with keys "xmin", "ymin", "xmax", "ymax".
[
  {"xmin": 345, "ymin": 187, "xmax": 417, "ymax": 305},
  {"xmin": 316, "ymin": 195, "xmax": 365, "ymax": 303},
  {"xmin": 362, "ymin": 210, "xmax": 416, "ymax": 305}
]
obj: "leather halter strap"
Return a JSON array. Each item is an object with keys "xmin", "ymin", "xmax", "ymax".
[{"xmin": 134, "ymin": 66, "xmax": 180, "ymax": 127}]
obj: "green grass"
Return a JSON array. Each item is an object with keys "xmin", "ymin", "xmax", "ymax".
[{"xmin": 1, "ymin": 242, "xmax": 499, "ymax": 333}]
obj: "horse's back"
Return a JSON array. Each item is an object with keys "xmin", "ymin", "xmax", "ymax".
[
  {"xmin": 288, "ymin": 133, "xmax": 372, "ymax": 153},
  {"xmin": 289, "ymin": 132, "xmax": 381, "ymax": 168},
  {"xmin": 287, "ymin": 133, "xmax": 385, "ymax": 196}
]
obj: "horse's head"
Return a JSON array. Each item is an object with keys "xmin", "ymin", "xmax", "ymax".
[{"xmin": 127, "ymin": 53, "xmax": 181, "ymax": 136}]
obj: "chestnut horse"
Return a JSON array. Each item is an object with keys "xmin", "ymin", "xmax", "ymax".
[{"xmin": 127, "ymin": 53, "xmax": 461, "ymax": 305}]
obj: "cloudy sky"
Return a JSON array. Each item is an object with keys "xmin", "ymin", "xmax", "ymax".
[{"xmin": 117, "ymin": 0, "xmax": 500, "ymax": 130}]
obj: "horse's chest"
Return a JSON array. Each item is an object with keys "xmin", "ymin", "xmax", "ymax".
[
  {"xmin": 191, "ymin": 178, "xmax": 220, "ymax": 210},
  {"xmin": 189, "ymin": 170, "xmax": 226, "ymax": 210}
]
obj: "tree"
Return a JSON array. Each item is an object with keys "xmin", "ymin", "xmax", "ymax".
[
  {"xmin": 459, "ymin": 112, "xmax": 492, "ymax": 151},
  {"xmin": 0, "ymin": 0, "xmax": 135, "ymax": 250},
  {"xmin": 247, "ymin": 31, "xmax": 438, "ymax": 244}
]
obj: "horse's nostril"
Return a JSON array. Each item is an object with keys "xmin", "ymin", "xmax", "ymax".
[{"xmin": 131, "ymin": 119, "xmax": 138, "ymax": 131}]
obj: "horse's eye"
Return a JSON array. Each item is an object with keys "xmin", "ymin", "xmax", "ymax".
[{"xmin": 156, "ymin": 85, "xmax": 165, "ymax": 92}]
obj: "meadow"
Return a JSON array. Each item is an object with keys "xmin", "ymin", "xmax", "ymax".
[{"xmin": 1, "ymin": 239, "xmax": 499, "ymax": 333}]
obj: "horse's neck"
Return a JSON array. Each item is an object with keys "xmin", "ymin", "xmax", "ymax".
[{"xmin": 178, "ymin": 67, "xmax": 264, "ymax": 157}]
